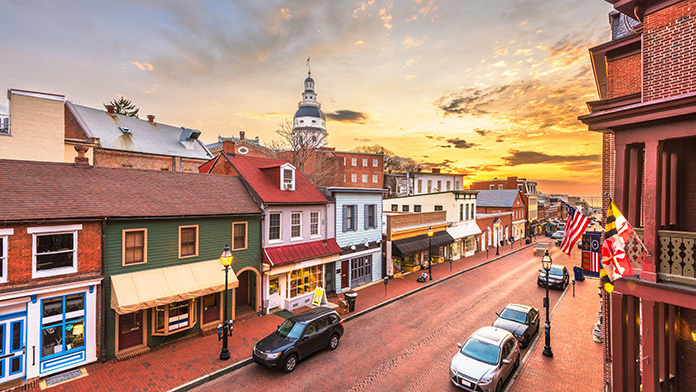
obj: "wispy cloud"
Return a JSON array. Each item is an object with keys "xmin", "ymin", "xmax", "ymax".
[
  {"xmin": 132, "ymin": 61, "xmax": 154, "ymax": 71},
  {"xmin": 326, "ymin": 110, "xmax": 370, "ymax": 124}
]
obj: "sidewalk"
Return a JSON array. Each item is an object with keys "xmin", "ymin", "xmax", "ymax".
[{"xmin": 32, "ymin": 238, "xmax": 597, "ymax": 392}]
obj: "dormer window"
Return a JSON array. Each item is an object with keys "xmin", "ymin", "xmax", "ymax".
[{"xmin": 281, "ymin": 165, "xmax": 295, "ymax": 191}]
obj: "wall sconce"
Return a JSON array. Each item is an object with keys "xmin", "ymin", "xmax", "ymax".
[
  {"xmin": 348, "ymin": 242, "xmax": 356, "ymax": 251},
  {"xmin": 362, "ymin": 238, "xmax": 370, "ymax": 248}
]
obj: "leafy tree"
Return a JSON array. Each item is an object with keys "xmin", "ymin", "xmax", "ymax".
[{"xmin": 105, "ymin": 96, "xmax": 140, "ymax": 118}]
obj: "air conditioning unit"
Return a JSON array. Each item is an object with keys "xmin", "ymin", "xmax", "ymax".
[{"xmin": 283, "ymin": 183, "xmax": 293, "ymax": 190}]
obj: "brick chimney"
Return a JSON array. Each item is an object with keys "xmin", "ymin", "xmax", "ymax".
[
  {"xmin": 147, "ymin": 115, "xmax": 155, "ymax": 123},
  {"xmin": 239, "ymin": 131, "xmax": 245, "ymax": 140},
  {"xmin": 222, "ymin": 139, "xmax": 236, "ymax": 155},
  {"xmin": 106, "ymin": 105, "xmax": 115, "ymax": 114},
  {"xmin": 432, "ymin": 168, "xmax": 441, "ymax": 174},
  {"xmin": 74, "ymin": 145, "xmax": 90, "ymax": 167}
]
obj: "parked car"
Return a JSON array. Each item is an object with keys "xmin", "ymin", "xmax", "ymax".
[
  {"xmin": 492, "ymin": 304, "xmax": 539, "ymax": 348},
  {"xmin": 450, "ymin": 326, "xmax": 520, "ymax": 392},
  {"xmin": 537, "ymin": 265, "xmax": 570, "ymax": 290},
  {"xmin": 550, "ymin": 230, "xmax": 564, "ymax": 240},
  {"xmin": 253, "ymin": 307, "xmax": 344, "ymax": 373}
]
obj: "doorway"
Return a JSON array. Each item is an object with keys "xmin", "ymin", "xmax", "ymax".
[
  {"xmin": 0, "ymin": 313, "xmax": 25, "ymax": 384},
  {"xmin": 118, "ymin": 311, "xmax": 143, "ymax": 352}
]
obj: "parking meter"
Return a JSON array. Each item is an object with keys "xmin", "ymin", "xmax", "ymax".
[
  {"xmin": 216, "ymin": 323, "xmax": 223, "ymax": 341},
  {"xmin": 383, "ymin": 276, "xmax": 389, "ymax": 296},
  {"xmin": 572, "ymin": 279, "xmax": 576, "ymax": 297}
]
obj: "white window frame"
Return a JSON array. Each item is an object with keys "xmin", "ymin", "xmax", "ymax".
[
  {"xmin": 310, "ymin": 211, "xmax": 320, "ymax": 238},
  {"xmin": 489, "ymin": 185, "xmax": 495, "ymax": 190},
  {"xmin": 351, "ymin": 158, "xmax": 357, "ymax": 166},
  {"xmin": 29, "ymin": 224, "xmax": 82, "ymax": 279},
  {"xmin": 280, "ymin": 164, "xmax": 295, "ymax": 191},
  {"xmin": 362, "ymin": 158, "xmax": 368, "ymax": 166},
  {"xmin": 372, "ymin": 158, "xmax": 378, "ymax": 167},
  {"xmin": 268, "ymin": 212, "xmax": 282, "ymax": 243},
  {"xmin": 362, "ymin": 174, "xmax": 368, "ymax": 183},
  {"xmin": 0, "ymin": 229, "xmax": 13, "ymax": 284},
  {"xmin": 343, "ymin": 173, "xmax": 346, "ymax": 183},
  {"xmin": 372, "ymin": 174, "xmax": 378, "ymax": 183},
  {"xmin": 291, "ymin": 212, "xmax": 302, "ymax": 240},
  {"xmin": 498, "ymin": 184, "xmax": 503, "ymax": 190},
  {"xmin": 351, "ymin": 173, "xmax": 357, "ymax": 182}
]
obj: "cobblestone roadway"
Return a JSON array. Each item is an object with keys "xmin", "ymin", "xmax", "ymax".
[{"xmin": 193, "ymin": 246, "xmax": 572, "ymax": 392}]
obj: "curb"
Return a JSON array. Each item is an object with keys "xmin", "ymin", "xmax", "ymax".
[{"xmin": 168, "ymin": 242, "xmax": 536, "ymax": 392}]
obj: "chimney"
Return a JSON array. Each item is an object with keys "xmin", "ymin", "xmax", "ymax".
[
  {"xmin": 106, "ymin": 105, "xmax": 115, "ymax": 114},
  {"xmin": 239, "ymin": 131, "xmax": 245, "ymax": 140},
  {"xmin": 432, "ymin": 168, "xmax": 441, "ymax": 174},
  {"xmin": 147, "ymin": 115, "xmax": 155, "ymax": 123},
  {"xmin": 222, "ymin": 139, "xmax": 236, "ymax": 155},
  {"xmin": 74, "ymin": 145, "xmax": 90, "ymax": 167}
]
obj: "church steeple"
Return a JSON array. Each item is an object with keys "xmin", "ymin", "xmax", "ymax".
[{"xmin": 293, "ymin": 69, "xmax": 327, "ymax": 146}]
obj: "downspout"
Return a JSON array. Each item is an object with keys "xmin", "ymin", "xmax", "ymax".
[
  {"xmin": 259, "ymin": 204, "xmax": 266, "ymax": 315},
  {"xmin": 100, "ymin": 218, "xmax": 107, "ymax": 363}
]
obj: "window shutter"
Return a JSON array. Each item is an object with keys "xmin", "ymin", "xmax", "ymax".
[
  {"xmin": 352, "ymin": 205, "xmax": 358, "ymax": 231},
  {"xmin": 364, "ymin": 204, "xmax": 368, "ymax": 229},
  {"xmin": 342, "ymin": 205, "xmax": 348, "ymax": 232}
]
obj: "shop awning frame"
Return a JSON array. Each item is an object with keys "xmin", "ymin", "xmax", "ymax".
[
  {"xmin": 447, "ymin": 222, "xmax": 482, "ymax": 240},
  {"xmin": 110, "ymin": 259, "xmax": 238, "ymax": 315},
  {"xmin": 392, "ymin": 231, "xmax": 455, "ymax": 258}
]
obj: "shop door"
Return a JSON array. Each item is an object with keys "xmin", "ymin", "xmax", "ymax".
[
  {"xmin": 236, "ymin": 272, "xmax": 249, "ymax": 308},
  {"xmin": 341, "ymin": 260, "xmax": 349, "ymax": 289},
  {"xmin": 0, "ymin": 314, "xmax": 26, "ymax": 383},
  {"xmin": 202, "ymin": 293, "xmax": 220, "ymax": 325},
  {"xmin": 118, "ymin": 311, "xmax": 143, "ymax": 352}
]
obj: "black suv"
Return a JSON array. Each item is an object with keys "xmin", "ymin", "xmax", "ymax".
[{"xmin": 253, "ymin": 307, "xmax": 344, "ymax": 373}]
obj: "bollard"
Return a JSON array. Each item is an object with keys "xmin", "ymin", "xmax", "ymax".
[{"xmin": 572, "ymin": 279, "xmax": 576, "ymax": 297}]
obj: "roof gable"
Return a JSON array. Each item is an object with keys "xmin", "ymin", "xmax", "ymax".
[{"xmin": 475, "ymin": 190, "xmax": 525, "ymax": 208}]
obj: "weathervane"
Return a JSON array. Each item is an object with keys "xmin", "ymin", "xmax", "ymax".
[{"xmin": 306, "ymin": 56, "xmax": 311, "ymax": 74}]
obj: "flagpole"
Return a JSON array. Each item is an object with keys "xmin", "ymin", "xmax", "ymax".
[{"xmin": 603, "ymin": 193, "xmax": 651, "ymax": 257}]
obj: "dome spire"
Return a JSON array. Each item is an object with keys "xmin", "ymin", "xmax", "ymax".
[{"xmin": 293, "ymin": 63, "xmax": 327, "ymax": 147}]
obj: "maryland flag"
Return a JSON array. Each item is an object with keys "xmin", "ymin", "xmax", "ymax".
[{"xmin": 601, "ymin": 201, "xmax": 635, "ymax": 281}]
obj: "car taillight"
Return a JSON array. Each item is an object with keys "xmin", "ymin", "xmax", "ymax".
[{"xmin": 340, "ymin": 320, "xmax": 343, "ymax": 325}]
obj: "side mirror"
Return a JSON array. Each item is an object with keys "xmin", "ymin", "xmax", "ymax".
[
  {"xmin": 495, "ymin": 312, "xmax": 500, "ymax": 317},
  {"xmin": 502, "ymin": 358, "xmax": 511, "ymax": 364},
  {"xmin": 456, "ymin": 343, "xmax": 462, "ymax": 348}
]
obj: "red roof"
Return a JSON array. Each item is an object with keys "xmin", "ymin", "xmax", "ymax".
[
  {"xmin": 223, "ymin": 154, "xmax": 328, "ymax": 204},
  {"xmin": 263, "ymin": 239, "xmax": 342, "ymax": 267}
]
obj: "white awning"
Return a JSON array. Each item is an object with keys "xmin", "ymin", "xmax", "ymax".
[{"xmin": 447, "ymin": 221, "xmax": 482, "ymax": 240}]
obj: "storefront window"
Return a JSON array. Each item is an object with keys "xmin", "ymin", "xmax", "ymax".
[
  {"xmin": 41, "ymin": 293, "xmax": 85, "ymax": 359},
  {"xmin": 287, "ymin": 266, "xmax": 323, "ymax": 298},
  {"xmin": 402, "ymin": 254, "xmax": 420, "ymax": 268},
  {"xmin": 392, "ymin": 258, "xmax": 402, "ymax": 273},
  {"xmin": 269, "ymin": 276, "xmax": 279, "ymax": 295},
  {"xmin": 153, "ymin": 299, "xmax": 197, "ymax": 335}
]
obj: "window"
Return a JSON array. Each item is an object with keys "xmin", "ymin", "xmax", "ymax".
[
  {"xmin": 489, "ymin": 185, "xmax": 495, "ymax": 190},
  {"xmin": 122, "ymin": 229, "xmax": 147, "ymax": 266},
  {"xmin": 460, "ymin": 204, "xmax": 464, "ymax": 221},
  {"xmin": 414, "ymin": 205, "xmax": 421, "ymax": 212},
  {"xmin": 362, "ymin": 158, "xmax": 368, "ymax": 166},
  {"xmin": 437, "ymin": 180, "xmax": 442, "ymax": 191},
  {"xmin": 310, "ymin": 211, "xmax": 320, "ymax": 237},
  {"xmin": 518, "ymin": 184, "xmax": 524, "ymax": 192},
  {"xmin": 41, "ymin": 293, "xmax": 85, "ymax": 359},
  {"xmin": 498, "ymin": 184, "xmax": 503, "ymax": 190},
  {"xmin": 291, "ymin": 212, "xmax": 302, "ymax": 239},
  {"xmin": 350, "ymin": 255, "xmax": 373, "ymax": 286},
  {"xmin": 364, "ymin": 205, "xmax": 376, "ymax": 229},
  {"xmin": 427, "ymin": 180, "xmax": 432, "ymax": 193},
  {"xmin": 343, "ymin": 205, "xmax": 357, "ymax": 232},
  {"xmin": 153, "ymin": 299, "xmax": 197, "ymax": 335},
  {"xmin": 351, "ymin": 173, "xmax": 357, "ymax": 182},
  {"xmin": 351, "ymin": 158, "xmax": 357, "ymax": 166},
  {"xmin": 0, "ymin": 229, "xmax": 11, "ymax": 284},
  {"xmin": 233, "ymin": 222, "xmax": 247, "ymax": 250},
  {"xmin": 455, "ymin": 181, "xmax": 460, "ymax": 190},
  {"xmin": 434, "ymin": 205, "xmax": 443, "ymax": 211},
  {"xmin": 372, "ymin": 174, "xmax": 378, "ymax": 183},
  {"xmin": 343, "ymin": 173, "xmax": 346, "ymax": 183},
  {"xmin": 343, "ymin": 157, "xmax": 346, "ymax": 165},
  {"xmin": 417, "ymin": 180, "xmax": 422, "ymax": 193},
  {"xmin": 402, "ymin": 205, "xmax": 409, "ymax": 212},
  {"xmin": 179, "ymin": 226, "xmax": 198, "ymax": 258},
  {"xmin": 282, "ymin": 168, "xmax": 295, "ymax": 191},
  {"xmin": 447, "ymin": 181, "xmax": 451, "ymax": 191},
  {"xmin": 362, "ymin": 174, "xmax": 368, "ymax": 183},
  {"xmin": 269, "ymin": 213, "xmax": 281, "ymax": 241},
  {"xmin": 30, "ymin": 225, "xmax": 81, "ymax": 277},
  {"xmin": 288, "ymin": 265, "xmax": 323, "ymax": 298},
  {"xmin": 372, "ymin": 158, "xmax": 378, "ymax": 167},
  {"xmin": 391, "ymin": 204, "xmax": 398, "ymax": 212}
]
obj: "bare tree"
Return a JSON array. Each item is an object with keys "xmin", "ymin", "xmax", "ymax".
[
  {"xmin": 267, "ymin": 119, "xmax": 340, "ymax": 187},
  {"xmin": 351, "ymin": 144, "xmax": 403, "ymax": 173}
]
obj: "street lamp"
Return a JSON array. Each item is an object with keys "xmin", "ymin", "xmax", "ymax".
[
  {"xmin": 427, "ymin": 226, "xmax": 433, "ymax": 281},
  {"xmin": 495, "ymin": 223, "xmax": 500, "ymax": 256},
  {"xmin": 219, "ymin": 245, "xmax": 234, "ymax": 361},
  {"xmin": 541, "ymin": 249, "xmax": 554, "ymax": 358}
]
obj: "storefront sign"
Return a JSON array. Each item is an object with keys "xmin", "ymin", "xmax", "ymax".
[{"xmin": 312, "ymin": 287, "xmax": 324, "ymax": 306}]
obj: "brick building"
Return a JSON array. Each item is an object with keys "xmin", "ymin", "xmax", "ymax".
[{"xmin": 579, "ymin": 1, "xmax": 696, "ymax": 390}]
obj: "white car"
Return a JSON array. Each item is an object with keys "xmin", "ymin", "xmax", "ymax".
[
  {"xmin": 551, "ymin": 230, "xmax": 564, "ymax": 240},
  {"xmin": 450, "ymin": 326, "xmax": 520, "ymax": 392}
]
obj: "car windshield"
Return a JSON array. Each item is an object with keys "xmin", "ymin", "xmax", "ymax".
[
  {"xmin": 550, "ymin": 267, "xmax": 564, "ymax": 276},
  {"xmin": 460, "ymin": 338, "xmax": 500, "ymax": 365},
  {"xmin": 499, "ymin": 308, "xmax": 527, "ymax": 324},
  {"xmin": 276, "ymin": 319, "xmax": 304, "ymax": 340}
]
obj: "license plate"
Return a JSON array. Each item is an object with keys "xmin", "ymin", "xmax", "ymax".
[{"xmin": 459, "ymin": 378, "xmax": 471, "ymax": 388}]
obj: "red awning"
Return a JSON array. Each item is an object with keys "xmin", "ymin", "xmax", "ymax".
[{"xmin": 263, "ymin": 239, "xmax": 342, "ymax": 267}]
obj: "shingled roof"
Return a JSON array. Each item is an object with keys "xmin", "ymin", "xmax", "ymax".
[
  {"xmin": 0, "ymin": 159, "xmax": 261, "ymax": 222},
  {"xmin": 475, "ymin": 189, "xmax": 523, "ymax": 208}
]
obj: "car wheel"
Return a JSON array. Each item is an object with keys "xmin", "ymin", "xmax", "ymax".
[
  {"xmin": 514, "ymin": 355, "xmax": 520, "ymax": 370},
  {"xmin": 283, "ymin": 354, "xmax": 298, "ymax": 373},
  {"xmin": 328, "ymin": 334, "xmax": 340, "ymax": 350},
  {"xmin": 496, "ymin": 380, "xmax": 502, "ymax": 392},
  {"xmin": 537, "ymin": 281, "xmax": 542, "ymax": 287}
]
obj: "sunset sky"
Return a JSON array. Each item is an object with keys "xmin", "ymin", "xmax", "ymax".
[{"xmin": 2, "ymin": 0, "xmax": 613, "ymax": 200}]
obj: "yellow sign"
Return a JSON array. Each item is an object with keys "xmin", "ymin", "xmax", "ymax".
[{"xmin": 312, "ymin": 287, "xmax": 324, "ymax": 306}]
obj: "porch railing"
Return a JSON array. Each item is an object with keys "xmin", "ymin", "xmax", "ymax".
[{"xmin": 657, "ymin": 230, "xmax": 696, "ymax": 287}]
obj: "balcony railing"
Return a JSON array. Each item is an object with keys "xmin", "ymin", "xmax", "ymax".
[
  {"xmin": 657, "ymin": 230, "xmax": 696, "ymax": 286},
  {"xmin": 625, "ymin": 228, "xmax": 644, "ymax": 273}
]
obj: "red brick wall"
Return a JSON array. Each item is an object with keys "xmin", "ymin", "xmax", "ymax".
[
  {"xmin": 607, "ymin": 54, "xmax": 642, "ymax": 98},
  {"xmin": 679, "ymin": 306, "xmax": 696, "ymax": 391},
  {"xmin": 65, "ymin": 104, "xmax": 91, "ymax": 140},
  {"xmin": 334, "ymin": 152, "xmax": 384, "ymax": 189},
  {"xmin": 1, "ymin": 221, "xmax": 101, "ymax": 289},
  {"xmin": 94, "ymin": 149, "xmax": 206, "ymax": 172},
  {"xmin": 208, "ymin": 157, "xmax": 240, "ymax": 176},
  {"xmin": 643, "ymin": 0, "xmax": 696, "ymax": 101}
]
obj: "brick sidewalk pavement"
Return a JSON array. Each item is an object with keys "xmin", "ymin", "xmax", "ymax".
[
  {"xmin": 30, "ymin": 237, "xmax": 601, "ymax": 392},
  {"xmin": 509, "ymin": 258, "xmax": 604, "ymax": 392}
]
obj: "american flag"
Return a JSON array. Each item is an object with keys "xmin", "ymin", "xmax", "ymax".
[{"xmin": 560, "ymin": 203, "xmax": 590, "ymax": 256}]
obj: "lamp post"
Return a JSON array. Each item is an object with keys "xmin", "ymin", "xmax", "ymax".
[
  {"xmin": 427, "ymin": 226, "xmax": 433, "ymax": 281},
  {"xmin": 541, "ymin": 249, "xmax": 554, "ymax": 358},
  {"xmin": 495, "ymin": 223, "xmax": 500, "ymax": 256},
  {"xmin": 219, "ymin": 245, "xmax": 234, "ymax": 361}
]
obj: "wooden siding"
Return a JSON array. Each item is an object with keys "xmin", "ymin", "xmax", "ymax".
[
  {"xmin": 334, "ymin": 193, "xmax": 383, "ymax": 246},
  {"xmin": 102, "ymin": 216, "xmax": 261, "ymax": 359}
]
